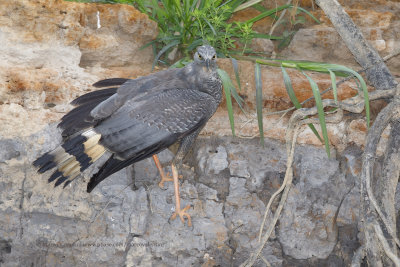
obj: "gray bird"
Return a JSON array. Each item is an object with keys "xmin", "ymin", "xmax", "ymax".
[{"xmin": 33, "ymin": 45, "xmax": 222, "ymax": 226}]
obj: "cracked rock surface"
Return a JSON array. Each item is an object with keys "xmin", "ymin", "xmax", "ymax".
[{"xmin": 1, "ymin": 125, "xmax": 366, "ymax": 266}]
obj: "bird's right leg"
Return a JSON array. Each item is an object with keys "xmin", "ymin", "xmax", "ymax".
[
  {"xmin": 153, "ymin": 154, "xmax": 173, "ymax": 188},
  {"xmin": 153, "ymin": 154, "xmax": 182, "ymax": 189}
]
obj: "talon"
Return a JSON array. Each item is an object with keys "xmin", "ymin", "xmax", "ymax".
[
  {"xmin": 170, "ymin": 204, "xmax": 192, "ymax": 227},
  {"xmin": 168, "ymin": 163, "xmax": 193, "ymax": 227},
  {"xmin": 158, "ymin": 174, "xmax": 173, "ymax": 189},
  {"xmin": 158, "ymin": 172, "xmax": 183, "ymax": 189}
]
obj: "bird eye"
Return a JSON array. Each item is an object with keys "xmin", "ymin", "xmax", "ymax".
[
  {"xmin": 212, "ymin": 55, "xmax": 216, "ymax": 60},
  {"xmin": 198, "ymin": 54, "xmax": 202, "ymax": 59}
]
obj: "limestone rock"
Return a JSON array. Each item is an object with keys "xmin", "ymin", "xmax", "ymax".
[
  {"xmin": 250, "ymin": 38, "xmax": 274, "ymax": 55},
  {"xmin": 196, "ymin": 144, "xmax": 229, "ymax": 176}
]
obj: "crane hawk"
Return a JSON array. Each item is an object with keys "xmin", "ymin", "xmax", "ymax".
[{"xmin": 33, "ymin": 45, "xmax": 222, "ymax": 226}]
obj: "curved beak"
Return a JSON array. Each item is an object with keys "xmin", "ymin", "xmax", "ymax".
[{"xmin": 206, "ymin": 59, "xmax": 211, "ymax": 71}]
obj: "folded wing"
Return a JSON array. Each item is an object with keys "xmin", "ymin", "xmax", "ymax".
[{"xmin": 85, "ymin": 88, "xmax": 216, "ymax": 192}]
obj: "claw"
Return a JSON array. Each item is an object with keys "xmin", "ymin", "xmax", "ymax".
[
  {"xmin": 158, "ymin": 172, "xmax": 183, "ymax": 189},
  {"xmin": 158, "ymin": 173, "xmax": 173, "ymax": 189},
  {"xmin": 168, "ymin": 163, "xmax": 192, "ymax": 227},
  {"xmin": 170, "ymin": 204, "xmax": 192, "ymax": 227}
]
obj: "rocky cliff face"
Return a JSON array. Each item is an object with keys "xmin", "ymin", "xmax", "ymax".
[
  {"xmin": 0, "ymin": 0, "xmax": 157, "ymax": 138},
  {"xmin": 0, "ymin": 125, "xmax": 365, "ymax": 266},
  {"xmin": 1, "ymin": 0, "xmax": 399, "ymax": 266}
]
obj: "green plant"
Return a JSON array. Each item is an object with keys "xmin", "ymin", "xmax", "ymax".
[{"xmin": 135, "ymin": 0, "xmax": 297, "ymax": 67}]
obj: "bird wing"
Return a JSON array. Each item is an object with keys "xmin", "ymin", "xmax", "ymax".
[
  {"xmin": 90, "ymin": 67, "xmax": 192, "ymax": 120},
  {"xmin": 94, "ymin": 88, "xmax": 217, "ymax": 160}
]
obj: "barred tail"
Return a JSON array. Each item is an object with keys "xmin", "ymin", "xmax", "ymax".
[{"xmin": 33, "ymin": 129, "xmax": 106, "ymax": 188}]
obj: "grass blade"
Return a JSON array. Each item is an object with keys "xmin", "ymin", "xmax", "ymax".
[
  {"xmin": 255, "ymin": 63, "xmax": 264, "ymax": 145},
  {"xmin": 169, "ymin": 57, "xmax": 191, "ymax": 68},
  {"xmin": 328, "ymin": 70, "xmax": 338, "ymax": 104},
  {"xmin": 329, "ymin": 66, "xmax": 370, "ymax": 128},
  {"xmin": 234, "ymin": 0, "xmax": 264, "ymax": 12},
  {"xmin": 218, "ymin": 68, "xmax": 245, "ymax": 113},
  {"xmin": 152, "ymin": 40, "xmax": 180, "ymax": 70},
  {"xmin": 231, "ymin": 87, "xmax": 245, "ymax": 113},
  {"xmin": 187, "ymin": 39, "xmax": 204, "ymax": 51},
  {"xmin": 252, "ymin": 3, "xmax": 267, "ymax": 12},
  {"xmin": 245, "ymin": 4, "xmax": 291, "ymax": 24},
  {"xmin": 217, "ymin": 69, "xmax": 236, "ymax": 136},
  {"xmin": 231, "ymin": 58, "xmax": 242, "ymax": 91},
  {"xmin": 281, "ymin": 67, "xmax": 323, "ymax": 142},
  {"xmin": 304, "ymin": 73, "xmax": 330, "ymax": 157},
  {"xmin": 139, "ymin": 39, "xmax": 157, "ymax": 50},
  {"xmin": 296, "ymin": 6, "xmax": 320, "ymax": 23},
  {"xmin": 281, "ymin": 67, "xmax": 301, "ymax": 109},
  {"xmin": 203, "ymin": 18, "xmax": 217, "ymax": 36}
]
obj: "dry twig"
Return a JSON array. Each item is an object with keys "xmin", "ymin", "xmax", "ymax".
[{"xmin": 359, "ymin": 85, "xmax": 400, "ymax": 265}]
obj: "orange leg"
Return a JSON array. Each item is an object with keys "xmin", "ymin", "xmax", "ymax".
[
  {"xmin": 169, "ymin": 163, "xmax": 192, "ymax": 227},
  {"xmin": 153, "ymin": 154, "xmax": 182, "ymax": 189},
  {"xmin": 153, "ymin": 155, "xmax": 173, "ymax": 188}
]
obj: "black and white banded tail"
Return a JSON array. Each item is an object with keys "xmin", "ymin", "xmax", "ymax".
[{"xmin": 33, "ymin": 129, "xmax": 106, "ymax": 188}]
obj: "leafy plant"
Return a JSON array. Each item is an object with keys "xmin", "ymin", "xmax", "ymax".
[{"xmin": 135, "ymin": 0, "xmax": 293, "ymax": 67}]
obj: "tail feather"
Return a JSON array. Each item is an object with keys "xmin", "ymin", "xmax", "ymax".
[
  {"xmin": 63, "ymin": 180, "xmax": 72, "ymax": 189},
  {"xmin": 33, "ymin": 129, "xmax": 106, "ymax": 188},
  {"xmin": 70, "ymin": 87, "xmax": 118, "ymax": 106},
  {"xmin": 55, "ymin": 176, "xmax": 69, "ymax": 187},
  {"xmin": 48, "ymin": 170, "xmax": 63, "ymax": 183},
  {"xmin": 38, "ymin": 159, "xmax": 57, "ymax": 174},
  {"xmin": 34, "ymin": 153, "xmax": 56, "ymax": 173},
  {"xmin": 92, "ymin": 78, "xmax": 130, "ymax": 88}
]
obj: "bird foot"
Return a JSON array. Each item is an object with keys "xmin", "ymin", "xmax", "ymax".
[
  {"xmin": 169, "ymin": 204, "xmax": 192, "ymax": 227},
  {"xmin": 158, "ymin": 172, "xmax": 183, "ymax": 189}
]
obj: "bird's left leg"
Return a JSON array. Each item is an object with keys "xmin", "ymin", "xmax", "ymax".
[{"xmin": 169, "ymin": 163, "xmax": 192, "ymax": 227}]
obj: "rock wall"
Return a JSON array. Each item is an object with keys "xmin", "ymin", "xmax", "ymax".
[
  {"xmin": 1, "ymin": 0, "xmax": 400, "ymax": 266},
  {"xmin": 0, "ymin": 0, "xmax": 157, "ymax": 138}
]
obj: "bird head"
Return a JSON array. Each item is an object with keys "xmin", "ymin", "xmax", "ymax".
[{"xmin": 194, "ymin": 45, "xmax": 217, "ymax": 72}]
